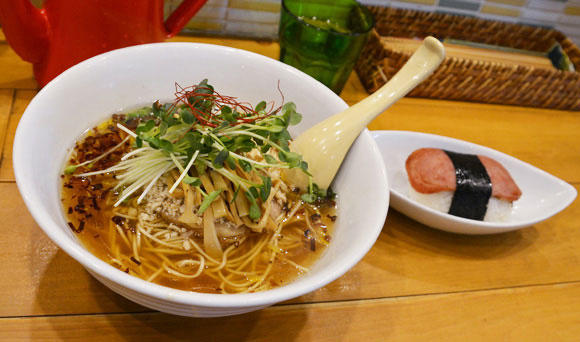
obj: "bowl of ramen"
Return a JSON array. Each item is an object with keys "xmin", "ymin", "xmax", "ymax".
[{"xmin": 13, "ymin": 43, "xmax": 389, "ymax": 317}]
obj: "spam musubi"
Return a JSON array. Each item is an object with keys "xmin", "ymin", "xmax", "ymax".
[{"xmin": 405, "ymin": 148, "xmax": 522, "ymax": 221}]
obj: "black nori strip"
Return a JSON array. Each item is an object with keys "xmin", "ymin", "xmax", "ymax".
[{"xmin": 444, "ymin": 150, "xmax": 492, "ymax": 220}]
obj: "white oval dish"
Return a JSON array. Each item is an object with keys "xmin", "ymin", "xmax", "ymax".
[
  {"xmin": 13, "ymin": 43, "xmax": 389, "ymax": 317},
  {"xmin": 372, "ymin": 130, "xmax": 576, "ymax": 235}
]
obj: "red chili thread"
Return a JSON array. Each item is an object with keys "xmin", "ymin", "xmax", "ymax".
[{"xmin": 168, "ymin": 83, "xmax": 284, "ymax": 129}]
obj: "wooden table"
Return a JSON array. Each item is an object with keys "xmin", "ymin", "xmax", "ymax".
[{"xmin": 1, "ymin": 33, "xmax": 580, "ymax": 341}]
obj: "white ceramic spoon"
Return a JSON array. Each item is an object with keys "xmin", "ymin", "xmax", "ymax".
[{"xmin": 288, "ymin": 36, "xmax": 446, "ymax": 189}]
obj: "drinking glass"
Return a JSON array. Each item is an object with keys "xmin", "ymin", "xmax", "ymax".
[{"xmin": 279, "ymin": 0, "xmax": 374, "ymax": 94}]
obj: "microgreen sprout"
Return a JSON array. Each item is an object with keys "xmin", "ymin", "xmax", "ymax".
[
  {"xmin": 301, "ymin": 181, "xmax": 336, "ymax": 204},
  {"xmin": 198, "ymin": 190, "xmax": 222, "ymax": 215},
  {"xmin": 68, "ymin": 80, "xmax": 322, "ymax": 219}
]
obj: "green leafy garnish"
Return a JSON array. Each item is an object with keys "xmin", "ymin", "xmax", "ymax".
[
  {"xmin": 198, "ymin": 190, "xmax": 222, "ymax": 215},
  {"xmin": 183, "ymin": 176, "xmax": 201, "ymax": 187},
  {"xmin": 64, "ymin": 165, "xmax": 77, "ymax": 175},
  {"xmin": 68, "ymin": 79, "xmax": 329, "ymax": 220},
  {"xmin": 244, "ymin": 191, "xmax": 261, "ymax": 220},
  {"xmin": 301, "ymin": 182, "xmax": 336, "ymax": 204}
]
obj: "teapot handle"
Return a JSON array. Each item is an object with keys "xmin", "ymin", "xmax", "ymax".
[{"xmin": 164, "ymin": 0, "xmax": 208, "ymax": 37}]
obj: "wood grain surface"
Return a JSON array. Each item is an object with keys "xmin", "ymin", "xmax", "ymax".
[
  {"xmin": 3, "ymin": 282, "xmax": 580, "ymax": 341},
  {"xmin": 0, "ymin": 33, "xmax": 579, "ymax": 341}
]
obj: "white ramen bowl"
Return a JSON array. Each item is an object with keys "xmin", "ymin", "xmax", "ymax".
[{"xmin": 13, "ymin": 43, "xmax": 389, "ymax": 317}]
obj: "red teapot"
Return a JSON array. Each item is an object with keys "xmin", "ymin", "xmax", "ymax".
[{"xmin": 0, "ymin": 0, "xmax": 207, "ymax": 87}]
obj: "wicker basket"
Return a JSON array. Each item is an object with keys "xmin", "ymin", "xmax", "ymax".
[{"xmin": 355, "ymin": 7, "xmax": 580, "ymax": 110}]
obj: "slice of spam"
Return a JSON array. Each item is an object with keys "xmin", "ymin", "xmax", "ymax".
[{"xmin": 405, "ymin": 148, "xmax": 522, "ymax": 202}]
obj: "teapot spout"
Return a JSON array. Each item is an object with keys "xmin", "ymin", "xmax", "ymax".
[{"xmin": 0, "ymin": 0, "xmax": 49, "ymax": 63}]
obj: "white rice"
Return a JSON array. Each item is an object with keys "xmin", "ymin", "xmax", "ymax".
[{"xmin": 408, "ymin": 186, "xmax": 513, "ymax": 222}]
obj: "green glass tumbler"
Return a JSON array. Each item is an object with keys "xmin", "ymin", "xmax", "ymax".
[{"xmin": 279, "ymin": 0, "xmax": 374, "ymax": 94}]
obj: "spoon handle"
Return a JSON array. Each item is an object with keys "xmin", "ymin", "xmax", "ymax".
[
  {"xmin": 346, "ymin": 37, "xmax": 445, "ymax": 126},
  {"xmin": 293, "ymin": 37, "xmax": 445, "ymax": 189}
]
